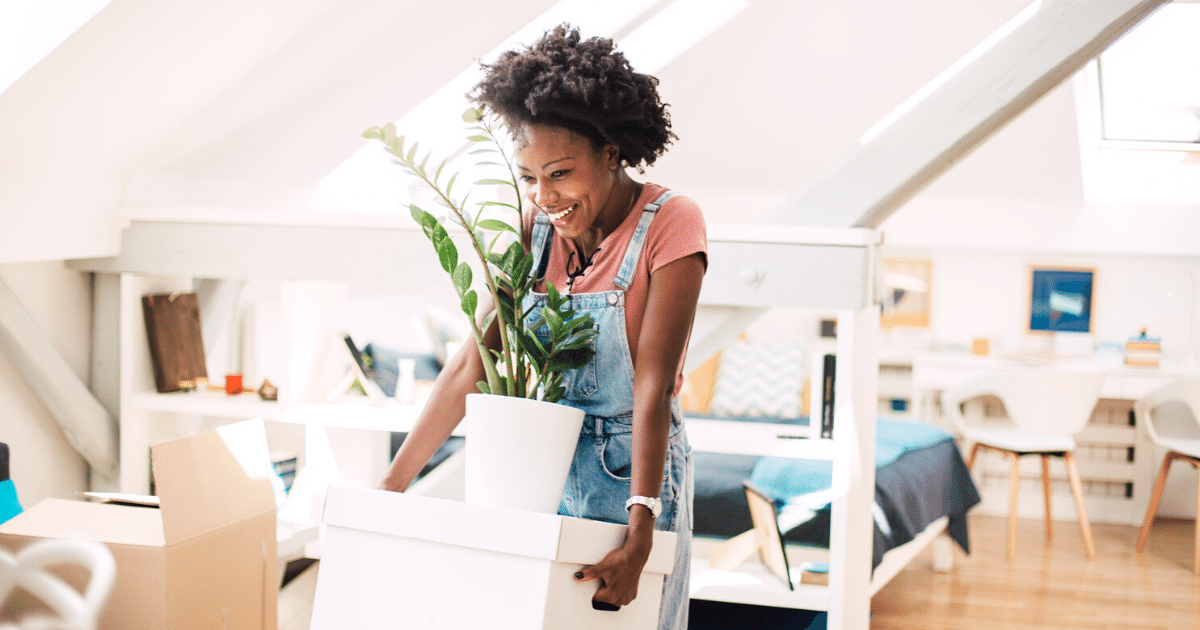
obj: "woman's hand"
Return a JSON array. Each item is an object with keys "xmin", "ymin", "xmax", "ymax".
[{"xmin": 574, "ymin": 507, "xmax": 655, "ymax": 609}]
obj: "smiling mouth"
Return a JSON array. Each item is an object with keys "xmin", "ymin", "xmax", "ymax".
[{"xmin": 546, "ymin": 204, "xmax": 576, "ymax": 221}]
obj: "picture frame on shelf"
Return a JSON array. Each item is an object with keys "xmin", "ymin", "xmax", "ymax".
[
  {"xmin": 880, "ymin": 258, "xmax": 931, "ymax": 328},
  {"xmin": 1028, "ymin": 266, "xmax": 1095, "ymax": 334}
]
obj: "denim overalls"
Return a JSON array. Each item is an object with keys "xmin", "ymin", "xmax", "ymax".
[{"xmin": 523, "ymin": 190, "xmax": 693, "ymax": 630}]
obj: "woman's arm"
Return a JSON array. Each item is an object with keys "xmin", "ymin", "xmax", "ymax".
[
  {"xmin": 379, "ymin": 301, "xmax": 500, "ymax": 493},
  {"xmin": 576, "ymin": 252, "xmax": 706, "ymax": 607}
]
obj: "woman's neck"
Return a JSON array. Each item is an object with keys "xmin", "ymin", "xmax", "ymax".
[{"xmin": 572, "ymin": 177, "xmax": 641, "ymax": 254}]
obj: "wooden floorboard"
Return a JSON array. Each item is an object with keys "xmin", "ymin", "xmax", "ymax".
[
  {"xmin": 278, "ymin": 514, "xmax": 1199, "ymax": 629},
  {"xmin": 870, "ymin": 514, "xmax": 1200, "ymax": 629}
]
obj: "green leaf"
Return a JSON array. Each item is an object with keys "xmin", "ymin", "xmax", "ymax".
[
  {"xmin": 461, "ymin": 289, "xmax": 478, "ymax": 317},
  {"xmin": 463, "ymin": 107, "xmax": 483, "ymax": 123},
  {"xmin": 557, "ymin": 328, "xmax": 598, "ymax": 351},
  {"xmin": 466, "ymin": 135, "xmax": 491, "ymax": 143},
  {"xmin": 406, "ymin": 141, "xmax": 419, "ymax": 165},
  {"xmin": 476, "ymin": 381, "xmax": 491, "ymax": 395},
  {"xmin": 469, "ymin": 148, "xmax": 498, "ymax": 155},
  {"xmin": 476, "ymin": 219, "xmax": 517, "ymax": 234},
  {"xmin": 410, "ymin": 205, "xmax": 438, "ymax": 236},
  {"xmin": 434, "ymin": 235, "xmax": 457, "ymax": 274},
  {"xmin": 362, "ymin": 126, "xmax": 382, "ymax": 140},
  {"xmin": 453, "ymin": 261, "xmax": 473, "ymax": 294},
  {"xmin": 477, "ymin": 201, "xmax": 519, "ymax": 210},
  {"xmin": 475, "ymin": 178, "xmax": 513, "ymax": 186}
]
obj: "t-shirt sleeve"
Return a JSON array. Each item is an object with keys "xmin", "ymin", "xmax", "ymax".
[{"xmin": 645, "ymin": 194, "xmax": 708, "ymax": 275}]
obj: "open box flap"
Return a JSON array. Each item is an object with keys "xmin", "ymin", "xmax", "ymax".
[
  {"xmin": 0, "ymin": 498, "xmax": 165, "ymax": 547},
  {"xmin": 556, "ymin": 517, "xmax": 676, "ymax": 575},
  {"xmin": 153, "ymin": 419, "xmax": 276, "ymax": 543},
  {"xmin": 323, "ymin": 485, "xmax": 566, "ymax": 560}
]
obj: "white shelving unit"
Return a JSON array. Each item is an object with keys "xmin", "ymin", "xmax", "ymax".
[{"xmin": 72, "ymin": 216, "xmax": 886, "ymax": 630}]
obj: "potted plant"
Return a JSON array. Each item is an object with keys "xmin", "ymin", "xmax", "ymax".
[{"xmin": 362, "ymin": 108, "xmax": 597, "ymax": 513}]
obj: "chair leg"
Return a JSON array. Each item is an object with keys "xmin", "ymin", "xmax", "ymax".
[
  {"xmin": 1041, "ymin": 454, "xmax": 1053, "ymax": 542},
  {"xmin": 966, "ymin": 442, "xmax": 981, "ymax": 470},
  {"xmin": 1007, "ymin": 451, "xmax": 1020, "ymax": 563},
  {"xmin": 1136, "ymin": 452, "xmax": 1176, "ymax": 554},
  {"xmin": 1062, "ymin": 451, "xmax": 1096, "ymax": 561},
  {"xmin": 1194, "ymin": 463, "xmax": 1200, "ymax": 575}
]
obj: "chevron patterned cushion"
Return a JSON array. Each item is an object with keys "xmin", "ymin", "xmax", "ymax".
[{"xmin": 709, "ymin": 340, "xmax": 808, "ymax": 419}]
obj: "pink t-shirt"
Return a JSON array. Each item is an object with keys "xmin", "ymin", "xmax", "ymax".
[{"xmin": 523, "ymin": 182, "xmax": 708, "ymax": 395}]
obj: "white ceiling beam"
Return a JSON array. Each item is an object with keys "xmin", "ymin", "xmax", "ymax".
[
  {"xmin": 0, "ymin": 277, "xmax": 118, "ymax": 480},
  {"xmin": 764, "ymin": 0, "xmax": 1170, "ymax": 229}
]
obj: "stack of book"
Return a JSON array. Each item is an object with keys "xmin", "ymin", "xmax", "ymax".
[{"xmin": 1125, "ymin": 336, "xmax": 1161, "ymax": 367}]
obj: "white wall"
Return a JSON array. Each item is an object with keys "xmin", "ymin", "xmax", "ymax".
[{"xmin": 0, "ymin": 262, "xmax": 91, "ymax": 507}]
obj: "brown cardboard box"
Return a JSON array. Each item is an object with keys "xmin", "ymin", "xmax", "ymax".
[{"xmin": 0, "ymin": 420, "xmax": 278, "ymax": 629}]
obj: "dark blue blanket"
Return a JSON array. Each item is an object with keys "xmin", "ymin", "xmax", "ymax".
[{"xmin": 692, "ymin": 418, "xmax": 981, "ymax": 570}]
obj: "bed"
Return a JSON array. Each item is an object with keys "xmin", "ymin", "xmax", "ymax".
[
  {"xmin": 690, "ymin": 415, "xmax": 979, "ymax": 572},
  {"xmin": 682, "ymin": 337, "xmax": 980, "ymax": 609}
]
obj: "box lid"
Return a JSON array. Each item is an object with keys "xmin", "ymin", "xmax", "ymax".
[
  {"xmin": 322, "ymin": 485, "xmax": 676, "ymax": 574},
  {"xmin": 152, "ymin": 419, "xmax": 276, "ymax": 543},
  {"xmin": 0, "ymin": 498, "xmax": 164, "ymax": 547}
]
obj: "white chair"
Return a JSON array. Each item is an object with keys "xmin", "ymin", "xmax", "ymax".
[
  {"xmin": 1133, "ymin": 378, "xmax": 1200, "ymax": 574},
  {"xmin": 942, "ymin": 370, "xmax": 1105, "ymax": 562},
  {"xmin": 0, "ymin": 538, "xmax": 115, "ymax": 630}
]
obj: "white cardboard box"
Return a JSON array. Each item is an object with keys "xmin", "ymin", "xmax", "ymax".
[
  {"xmin": 0, "ymin": 420, "xmax": 278, "ymax": 629},
  {"xmin": 311, "ymin": 485, "xmax": 677, "ymax": 630}
]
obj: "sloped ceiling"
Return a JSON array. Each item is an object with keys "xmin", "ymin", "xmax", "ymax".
[
  {"xmin": 8, "ymin": 0, "xmax": 1191, "ymax": 263},
  {"xmin": 0, "ymin": 0, "xmax": 558, "ymax": 260}
]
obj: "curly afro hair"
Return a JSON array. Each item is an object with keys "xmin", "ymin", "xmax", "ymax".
[{"xmin": 470, "ymin": 24, "xmax": 675, "ymax": 171}]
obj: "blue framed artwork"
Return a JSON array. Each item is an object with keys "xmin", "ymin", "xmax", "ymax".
[{"xmin": 1029, "ymin": 267, "xmax": 1094, "ymax": 333}]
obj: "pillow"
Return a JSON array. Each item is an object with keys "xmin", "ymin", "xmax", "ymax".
[
  {"xmin": 0, "ymin": 479, "xmax": 21, "ymax": 525},
  {"xmin": 709, "ymin": 340, "xmax": 808, "ymax": 420},
  {"xmin": 363, "ymin": 344, "xmax": 441, "ymax": 397},
  {"xmin": 680, "ymin": 352, "xmax": 721, "ymax": 414}
]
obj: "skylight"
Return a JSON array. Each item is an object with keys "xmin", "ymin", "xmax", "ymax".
[
  {"xmin": 0, "ymin": 0, "xmax": 112, "ymax": 95},
  {"xmin": 312, "ymin": 0, "xmax": 748, "ymax": 216},
  {"xmin": 1096, "ymin": 3, "xmax": 1200, "ymax": 148}
]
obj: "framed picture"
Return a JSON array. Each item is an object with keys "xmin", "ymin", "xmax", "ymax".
[
  {"xmin": 880, "ymin": 258, "xmax": 931, "ymax": 328},
  {"xmin": 1028, "ymin": 266, "xmax": 1095, "ymax": 334}
]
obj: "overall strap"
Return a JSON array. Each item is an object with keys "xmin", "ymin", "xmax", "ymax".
[
  {"xmin": 530, "ymin": 214, "xmax": 554, "ymax": 282},
  {"xmin": 613, "ymin": 190, "xmax": 679, "ymax": 290}
]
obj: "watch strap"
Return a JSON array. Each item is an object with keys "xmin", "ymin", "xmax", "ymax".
[{"xmin": 624, "ymin": 495, "xmax": 662, "ymax": 518}]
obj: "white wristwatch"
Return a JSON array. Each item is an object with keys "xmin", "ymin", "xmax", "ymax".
[{"xmin": 625, "ymin": 495, "xmax": 662, "ymax": 519}]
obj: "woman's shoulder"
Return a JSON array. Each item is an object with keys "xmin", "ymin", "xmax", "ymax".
[{"xmin": 643, "ymin": 183, "xmax": 703, "ymax": 218}]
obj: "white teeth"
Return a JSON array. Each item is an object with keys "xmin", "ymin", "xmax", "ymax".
[{"xmin": 548, "ymin": 205, "xmax": 576, "ymax": 221}]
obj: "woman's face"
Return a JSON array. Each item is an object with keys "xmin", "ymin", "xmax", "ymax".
[{"xmin": 514, "ymin": 124, "xmax": 622, "ymax": 244}]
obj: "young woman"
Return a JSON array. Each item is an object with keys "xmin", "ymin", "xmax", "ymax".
[{"xmin": 380, "ymin": 24, "xmax": 707, "ymax": 629}]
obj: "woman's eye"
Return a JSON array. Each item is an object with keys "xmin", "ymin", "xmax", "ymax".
[{"xmin": 550, "ymin": 169, "xmax": 569, "ymax": 178}]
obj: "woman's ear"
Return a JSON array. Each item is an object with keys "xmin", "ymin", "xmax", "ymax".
[{"xmin": 605, "ymin": 144, "xmax": 621, "ymax": 169}]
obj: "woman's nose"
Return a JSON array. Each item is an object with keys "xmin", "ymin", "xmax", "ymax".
[{"xmin": 531, "ymin": 180, "xmax": 556, "ymax": 207}]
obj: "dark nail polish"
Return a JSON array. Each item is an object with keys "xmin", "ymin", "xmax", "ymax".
[
  {"xmin": 574, "ymin": 571, "xmax": 585, "ymax": 579},
  {"xmin": 592, "ymin": 601, "xmax": 620, "ymax": 612}
]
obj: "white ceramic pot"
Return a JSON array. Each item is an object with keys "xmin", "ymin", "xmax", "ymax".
[{"xmin": 463, "ymin": 393, "xmax": 585, "ymax": 514}]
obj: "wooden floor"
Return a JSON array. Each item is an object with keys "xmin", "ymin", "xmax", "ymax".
[
  {"xmin": 870, "ymin": 514, "xmax": 1200, "ymax": 630},
  {"xmin": 279, "ymin": 514, "xmax": 1200, "ymax": 629}
]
